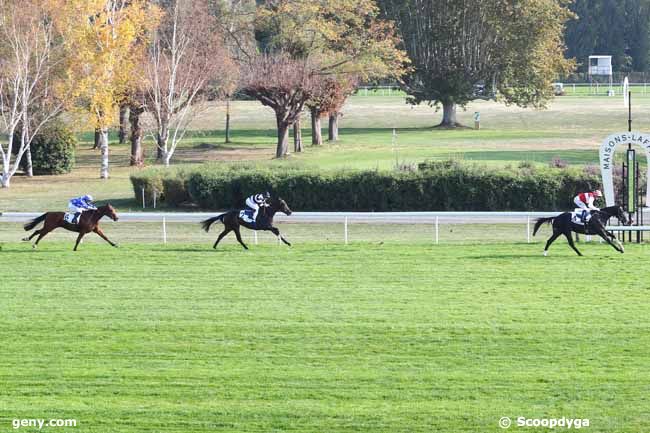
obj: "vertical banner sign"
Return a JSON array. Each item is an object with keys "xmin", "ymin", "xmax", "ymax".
[
  {"xmin": 627, "ymin": 149, "xmax": 636, "ymax": 213},
  {"xmin": 623, "ymin": 77, "xmax": 629, "ymax": 108},
  {"xmin": 600, "ymin": 132, "xmax": 650, "ymax": 207}
]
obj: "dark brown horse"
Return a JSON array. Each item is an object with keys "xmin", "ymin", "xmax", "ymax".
[
  {"xmin": 23, "ymin": 204, "xmax": 120, "ymax": 251},
  {"xmin": 533, "ymin": 205, "xmax": 628, "ymax": 256},
  {"xmin": 201, "ymin": 198, "xmax": 292, "ymax": 249}
]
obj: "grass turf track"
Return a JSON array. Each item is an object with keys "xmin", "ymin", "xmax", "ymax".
[{"xmin": 1, "ymin": 242, "xmax": 649, "ymax": 432}]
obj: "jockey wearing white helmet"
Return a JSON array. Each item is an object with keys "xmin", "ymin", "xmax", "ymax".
[
  {"xmin": 244, "ymin": 191, "xmax": 271, "ymax": 223},
  {"xmin": 68, "ymin": 194, "xmax": 97, "ymax": 224},
  {"xmin": 574, "ymin": 189, "xmax": 602, "ymax": 223}
]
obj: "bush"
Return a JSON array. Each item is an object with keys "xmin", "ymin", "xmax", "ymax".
[
  {"xmin": 132, "ymin": 162, "xmax": 605, "ymax": 211},
  {"xmin": 18, "ymin": 120, "xmax": 76, "ymax": 175}
]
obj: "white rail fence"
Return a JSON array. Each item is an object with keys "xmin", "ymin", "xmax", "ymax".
[{"xmin": 1, "ymin": 211, "xmax": 643, "ymax": 245}]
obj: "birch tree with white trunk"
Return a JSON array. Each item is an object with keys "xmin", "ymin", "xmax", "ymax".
[
  {"xmin": 0, "ymin": 0, "xmax": 66, "ymax": 188},
  {"xmin": 146, "ymin": 0, "xmax": 236, "ymax": 167}
]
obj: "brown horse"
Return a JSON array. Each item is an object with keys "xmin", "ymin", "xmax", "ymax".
[
  {"xmin": 23, "ymin": 204, "xmax": 120, "ymax": 251},
  {"xmin": 201, "ymin": 198, "xmax": 292, "ymax": 249}
]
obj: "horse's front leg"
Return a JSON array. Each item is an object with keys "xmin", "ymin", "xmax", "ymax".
[
  {"xmin": 94, "ymin": 227, "xmax": 118, "ymax": 248},
  {"xmin": 596, "ymin": 228, "xmax": 624, "ymax": 253},
  {"xmin": 269, "ymin": 227, "xmax": 291, "ymax": 246}
]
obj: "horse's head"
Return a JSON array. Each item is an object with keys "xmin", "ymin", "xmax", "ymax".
[
  {"xmin": 277, "ymin": 198, "xmax": 292, "ymax": 216},
  {"xmin": 101, "ymin": 203, "xmax": 119, "ymax": 222},
  {"xmin": 616, "ymin": 205, "xmax": 630, "ymax": 225}
]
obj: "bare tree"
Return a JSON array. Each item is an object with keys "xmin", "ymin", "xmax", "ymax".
[
  {"xmin": 0, "ymin": 0, "xmax": 66, "ymax": 188},
  {"xmin": 146, "ymin": 0, "xmax": 236, "ymax": 167},
  {"xmin": 240, "ymin": 53, "xmax": 320, "ymax": 157}
]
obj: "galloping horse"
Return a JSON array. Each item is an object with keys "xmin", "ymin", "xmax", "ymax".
[
  {"xmin": 23, "ymin": 204, "xmax": 120, "ymax": 251},
  {"xmin": 201, "ymin": 198, "xmax": 293, "ymax": 249},
  {"xmin": 533, "ymin": 205, "xmax": 628, "ymax": 256}
]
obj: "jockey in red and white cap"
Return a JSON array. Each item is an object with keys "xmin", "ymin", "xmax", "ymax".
[{"xmin": 573, "ymin": 190, "xmax": 602, "ymax": 222}]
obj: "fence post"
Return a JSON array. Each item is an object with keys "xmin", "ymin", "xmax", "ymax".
[
  {"xmin": 344, "ymin": 217, "xmax": 349, "ymax": 245},
  {"xmin": 141, "ymin": 187, "xmax": 145, "ymax": 209},
  {"xmin": 153, "ymin": 190, "xmax": 157, "ymax": 209},
  {"xmin": 526, "ymin": 216, "xmax": 531, "ymax": 243},
  {"xmin": 435, "ymin": 216, "xmax": 439, "ymax": 245},
  {"xmin": 162, "ymin": 217, "xmax": 167, "ymax": 244},
  {"xmin": 254, "ymin": 231, "xmax": 258, "ymax": 245}
]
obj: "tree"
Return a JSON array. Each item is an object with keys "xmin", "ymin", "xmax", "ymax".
[
  {"xmin": 240, "ymin": 52, "xmax": 320, "ymax": 157},
  {"xmin": 379, "ymin": 0, "xmax": 575, "ymax": 127},
  {"xmin": 306, "ymin": 75, "xmax": 358, "ymax": 144},
  {"xmin": 0, "ymin": 0, "xmax": 67, "ymax": 188},
  {"xmin": 61, "ymin": 0, "xmax": 154, "ymax": 179},
  {"xmin": 145, "ymin": 0, "xmax": 237, "ymax": 167},
  {"xmin": 241, "ymin": 0, "xmax": 407, "ymax": 157}
]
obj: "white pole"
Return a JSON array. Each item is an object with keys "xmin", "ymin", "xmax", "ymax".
[
  {"xmin": 162, "ymin": 217, "xmax": 167, "ymax": 244},
  {"xmin": 141, "ymin": 187, "xmax": 145, "ymax": 209},
  {"xmin": 254, "ymin": 231, "xmax": 258, "ymax": 245},
  {"xmin": 527, "ymin": 216, "xmax": 531, "ymax": 243},
  {"xmin": 344, "ymin": 217, "xmax": 349, "ymax": 245},
  {"xmin": 153, "ymin": 190, "xmax": 157, "ymax": 209},
  {"xmin": 435, "ymin": 217, "xmax": 439, "ymax": 245}
]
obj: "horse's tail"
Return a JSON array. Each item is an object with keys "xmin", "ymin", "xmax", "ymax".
[
  {"xmin": 24, "ymin": 213, "xmax": 47, "ymax": 231},
  {"xmin": 532, "ymin": 217, "xmax": 554, "ymax": 236},
  {"xmin": 201, "ymin": 213, "xmax": 226, "ymax": 232}
]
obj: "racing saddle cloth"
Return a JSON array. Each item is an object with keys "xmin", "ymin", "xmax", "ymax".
[
  {"xmin": 571, "ymin": 209, "xmax": 592, "ymax": 225},
  {"xmin": 64, "ymin": 212, "xmax": 79, "ymax": 224},
  {"xmin": 239, "ymin": 209, "xmax": 256, "ymax": 226}
]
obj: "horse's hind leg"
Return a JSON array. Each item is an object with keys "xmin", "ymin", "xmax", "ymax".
[
  {"xmin": 543, "ymin": 231, "xmax": 561, "ymax": 256},
  {"xmin": 23, "ymin": 230, "xmax": 41, "ymax": 242},
  {"xmin": 213, "ymin": 229, "xmax": 231, "ymax": 249},
  {"xmin": 233, "ymin": 228, "xmax": 249, "ymax": 250},
  {"xmin": 32, "ymin": 225, "xmax": 55, "ymax": 248},
  {"xmin": 73, "ymin": 233, "xmax": 86, "ymax": 251},
  {"xmin": 563, "ymin": 231, "xmax": 583, "ymax": 256}
]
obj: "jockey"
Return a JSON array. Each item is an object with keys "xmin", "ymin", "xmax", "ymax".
[
  {"xmin": 68, "ymin": 194, "xmax": 97, "ymax": 224},
  {"xmin": 244, "ymin": 191, "xmax": 271, "ymax": 223},
  {"xmin": 574, "ymin": 189, "xmax": 602, "ymax": 222}
]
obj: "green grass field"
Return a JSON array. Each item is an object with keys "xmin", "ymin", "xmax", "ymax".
[{"xmin": 1, "ymin": 242, "xmax": 649, "ymax": 432}]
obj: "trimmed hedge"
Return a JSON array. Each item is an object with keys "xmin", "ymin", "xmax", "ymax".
[{"xmin": 131, "ymin": 162, "xmax": 606, "ymax": 211}]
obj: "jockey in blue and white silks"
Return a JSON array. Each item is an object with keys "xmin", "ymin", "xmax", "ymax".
[
  {"xmin": 68, "ymin": 194, "xmax": 97, "ymax": 224},
  {"xmin": 244, "ymin": 191, "xmax": 271, "ymax": 223}
]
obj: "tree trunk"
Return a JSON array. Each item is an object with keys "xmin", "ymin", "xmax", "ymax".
[
  {"xmin": 93, "ymin": 128, "xmax": 100, "ymax": 150},
  {"xmin": 99, "ymin": 128, "xmax": 109, "ymax": 179},
  {"xmin": 328, "ymin": 112, "xmax": 339, "ymax": 141},
  {"xmin": 439, "ymin": 101, "xmax": 459, "ymax": 127},
  {"xmin": 293, "ymin": 117, "xmax": 303, "ymax": 153},
  {"xmin": 311, "ymin": 108, "xmax": 322, "ymax": 145},
  {"xmin": 163, "ymin": 151, "xmax": 173, "ymax": 167},
  {"xmin": 1, "ymin": 173, "xmax": 10, "ymax": 188},
  {"xmin": 24, "ymin": 146, "xmax": 33, "ymax": 177},
  {"xmin": 225, "ymin": 99, "xmax": 232, "ymax": 144},
  {"xmin": 118, "ymin": 104, "xmax": 128, "ymax": 144},
  {"xmin": 156, "ymin": 128, "xmax": 168, "ymax": 162},
  {"xmin": 129, "ymin": 108, "xmax": 143, "ymax": 166},
  {"xmin": 276, "ymin": 115, "xmax": 290, "ymax": 158}
]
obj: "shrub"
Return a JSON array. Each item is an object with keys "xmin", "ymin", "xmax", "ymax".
[
  {"xmin": 18, "ymin": 120, "xmax": 76, "ymax": 175},
  {"xmin": 132, "ymin": 162, "xmax": 606, "ymax": 211}
]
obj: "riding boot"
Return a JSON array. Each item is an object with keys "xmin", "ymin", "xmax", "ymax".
[{"xmin": 73, "ymin": 212, "xmax": 81, "ymax": 224}]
